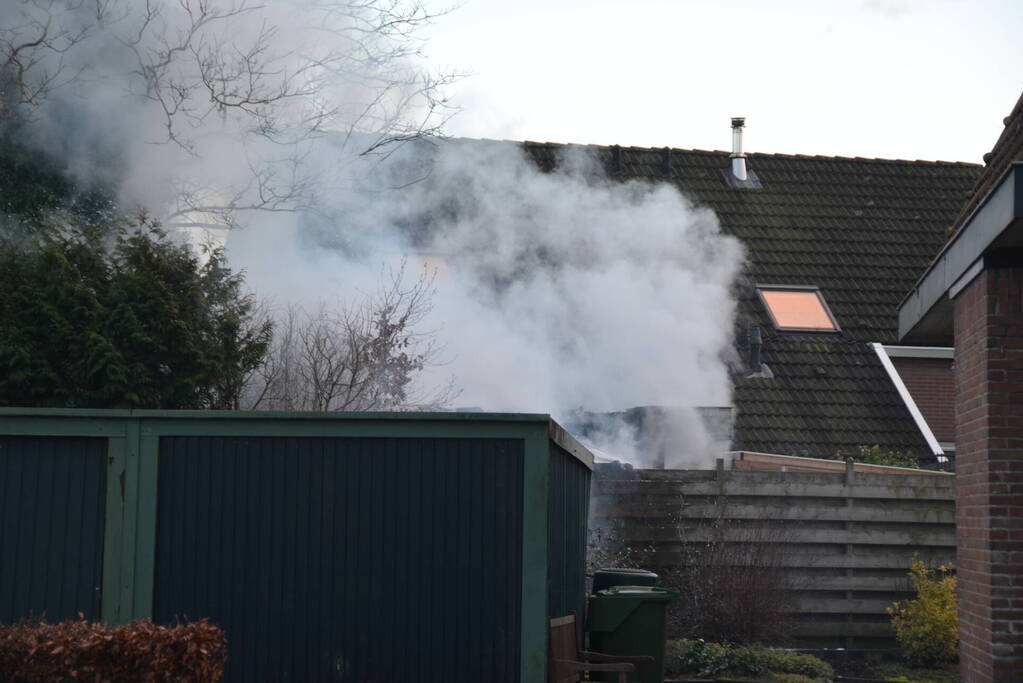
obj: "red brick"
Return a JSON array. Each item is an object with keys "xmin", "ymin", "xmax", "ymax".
[
  {"xmin": 892, "ymin": 355, "xmax": 956, "ymax": 442},
  {"xmin": 954, "ymin": 266, "xmax": 1023, "ymax": 682}
]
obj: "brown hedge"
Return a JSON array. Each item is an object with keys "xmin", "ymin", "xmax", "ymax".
[{"xmin": 0, "ymin": 617, "xmax": 226, "ymax": 682}]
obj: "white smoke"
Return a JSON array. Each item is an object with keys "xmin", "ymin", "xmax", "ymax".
[
  {"xmin": 1, "ymin": 0, "xmax": 454, "ymax": 228},
  {"xmin": 3, "ymin": 1, "xmax": 745, "ymax": 467},
  {"xmin": 228, "ymin": 139, "xmax": 745, "ymax": 466}
]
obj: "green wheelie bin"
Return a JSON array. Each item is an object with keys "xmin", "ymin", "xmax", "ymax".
[{"xmin": 587, "ymin": 585, "xmax": 678, "ymax": 683}]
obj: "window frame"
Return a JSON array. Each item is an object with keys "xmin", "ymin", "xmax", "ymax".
[{"xmin": 756, "ymin": 284, "xmax": 841, "ymax": 333}]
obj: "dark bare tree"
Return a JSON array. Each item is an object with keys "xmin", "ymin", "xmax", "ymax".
[
  {"xmin": 242, "ymin": 261, "xmax": 456, "ymax": 411},
  {"xmin": 1, "ymin": 0, "xmax": 461, "ymax": 229}
]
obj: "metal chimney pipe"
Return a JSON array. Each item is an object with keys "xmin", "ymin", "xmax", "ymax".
[
  {"xmin": 749, "ymin": 325, "xmax": 762, "ymax": 371},
  {"xmin": 730, "ymin": 117, "xmax": 747, "ymax": 181}
]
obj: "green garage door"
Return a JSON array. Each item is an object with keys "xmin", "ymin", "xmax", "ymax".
[
  {"xmin": 154, "ymin": 436, "xmax": 524, "ymax": 683},
  {"xmin": 0, "ymin": 436, "xmax": 107, "ymax": 624}
]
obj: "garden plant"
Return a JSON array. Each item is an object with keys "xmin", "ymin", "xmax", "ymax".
[
  {"xmin": 888, "ymin": 558, "xmax": 958, "ymax": 666},
  {"xmin": 0, "ymin": 617, "xmax": 226, "ymax": 681}
]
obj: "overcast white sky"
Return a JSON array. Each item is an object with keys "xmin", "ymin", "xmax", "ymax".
[{"xmin": 422, "ymin": 0, "xmax": 1022, "ymax": 163}]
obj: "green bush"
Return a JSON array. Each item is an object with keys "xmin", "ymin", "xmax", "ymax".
[
  {"xmin": 0, "ymin": 217, "xmax": 270, "ymax": 409},
  {"xmin": 758, "ymin": 648, "xmax": 834, "ymax": 679},
  {"xmin": 769, "ymin": 675, "xmax": 819, "ymax": 683},
  {"xmin": 888, "ymin": 559, "xmax": 958, "ymax": 665},
  {"xmin": 867, "ymin": 662, "xmax": 959, "ymax": 683},
  {"xmin": 665, "ymin": 639, "xmax": 833, "ymax": 681},
  {"xmin": 853, "ymin": 445, "xmax": 920, "ymax": 469},
  {"xmin": 668, "ymin": 639, "xmax": 732, "ymax": 677}
]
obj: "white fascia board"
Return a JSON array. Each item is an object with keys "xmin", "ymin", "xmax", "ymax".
[
  {"xmin": 871, "ymin": 342, "xmax": 945, "ymax": 459},
  {"xmin": 881, "ymin": 345, "xmax": 954, "ymax": 360}
]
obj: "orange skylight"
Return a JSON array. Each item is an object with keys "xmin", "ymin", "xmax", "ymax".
[{"xmin": 758, "ymin": 287, "xmax": 838, "ymax": 332}]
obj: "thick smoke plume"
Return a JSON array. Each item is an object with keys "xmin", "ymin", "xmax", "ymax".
[
  {"xmin": 2, "ymin": 0, "xmax": 456, "ymax": 229},
  {"xmin": 227, "ymin": 139, "xmax": 745, "ymax": 466},
  {"xmin": 3, "ymin": 0, "xmax": 744, "ymax": 467}
]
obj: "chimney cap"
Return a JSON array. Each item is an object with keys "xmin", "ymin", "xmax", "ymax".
[{"xmin": 731, "ymin": 117, "xmax": 746, "ymax": 128}]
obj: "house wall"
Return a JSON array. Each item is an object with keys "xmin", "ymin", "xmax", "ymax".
[
  {"xmin": 890, "ymin": 356, "xmax": 956, "ymax": 444},
  {"xmin": 953, "ymin": 266, "xmax": 1023, "ymax": 683}
]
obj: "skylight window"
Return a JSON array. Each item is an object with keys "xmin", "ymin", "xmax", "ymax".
[{"xmin": 757, "ymin": 286, "xmax": 839, "ymax": 332}]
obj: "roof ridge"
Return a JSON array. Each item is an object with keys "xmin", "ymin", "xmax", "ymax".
[{"xmin": 508, "ymin": 138, "xmax": 981, "ymax": 167}]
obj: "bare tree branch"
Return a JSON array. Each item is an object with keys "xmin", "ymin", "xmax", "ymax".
[
  {"xmin": 1, "ymin": 1, "xmax": 92, "ymax": 118},
  {"xmin": 242, "ymin": 259, "xmax": 458, "ymax": 411},
  {"xmin": 1, "ymin": 0, "xmax": 464, "ymax": 229}
]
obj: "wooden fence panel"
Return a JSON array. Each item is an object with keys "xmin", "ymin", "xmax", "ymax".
[{"xmin": 590, "ymin": 466, "xmax": 955, "ymax": 649}]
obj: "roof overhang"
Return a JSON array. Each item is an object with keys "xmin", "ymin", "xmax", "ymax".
[{"xmin": 899, "ymin": 162, "xmax": 1023, "ymax": 345}]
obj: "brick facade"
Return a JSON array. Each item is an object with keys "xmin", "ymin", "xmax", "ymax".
[
  {"xmin": 891, "ymin": 356, "xmax": 956, "ymax": 443},
  {"xmin": 953, "ymin": 265, "xmax": 1023, "ymax": 682}
]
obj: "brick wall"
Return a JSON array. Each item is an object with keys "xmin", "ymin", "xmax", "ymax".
[
  {"xmin": 953, "ymin": 265, "xmax": 1023, "ymax": 683},
  {"xmin": 891, "ymin": 356, "xmax": 956, "ymax": 443}
]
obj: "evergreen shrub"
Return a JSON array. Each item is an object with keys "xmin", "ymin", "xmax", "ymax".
[
  {"xmin": 665, "ymin": 639, "xmax": 833, "ymax": 681},
  {"xmin": 888, "ymin": 559, "xmax": 958, "ymax": 665}
]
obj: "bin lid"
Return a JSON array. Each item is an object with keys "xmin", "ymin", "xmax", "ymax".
[
  {"xmin": 593, "ymin": 568, "xmax": 658, "ymax": 577},
  {"xmin": 596, "ymin": 586, "xmax": 677, "ymax": 600},
  {"xmin": 591, "ymin": 567, "xmax": 659, "ymax": 594},
  {"xmin": 587, "ymin": 586, "xmax": 679, "ymax": 632}
]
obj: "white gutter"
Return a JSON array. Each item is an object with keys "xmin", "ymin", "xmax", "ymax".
[
  {"xmin": 871, "ymin": 342, "xmax": 945, "ymax": 460},
  {"xmin": 881, "ymin": 345, "xmax": 954, "ymax": 360}
]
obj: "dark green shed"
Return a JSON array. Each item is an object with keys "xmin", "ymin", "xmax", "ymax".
[{"xmin": 0, "ymin": 409, "xmax": 593, "ymax": 683}]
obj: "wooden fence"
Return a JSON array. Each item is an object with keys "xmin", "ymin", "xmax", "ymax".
[{"xmin": 590, "ymin": 462, "xmax": 955, "ymax": 649}]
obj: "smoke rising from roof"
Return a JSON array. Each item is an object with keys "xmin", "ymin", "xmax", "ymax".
[
  {"xmin": 227, "ymin": 139, "xmax": 745, "ymax": 466},
  {"xmin": 3, "ymin": 0, "xmax": 744, "ymax": 467},
  {"xmin": 1, "ymin": 0, "xmax": 454, "ymax": 228}
]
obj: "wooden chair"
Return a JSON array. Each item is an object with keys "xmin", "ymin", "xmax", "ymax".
[{"xmin": 548, "ymin": 612, "xmax": 654, "ymax": 683}]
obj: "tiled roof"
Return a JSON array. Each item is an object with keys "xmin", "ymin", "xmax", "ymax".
[
  {"xmin": 948, "ymin": 90, "xmax": 1023, "ymax": 239},
  {"xmin": 521, "ymin": 142, "xmax": 982, "ymax": 459},
  {"xmin": 523, "ymin": 143, "xmax": 980, "ymax": 343},
  {"xmin": 733, "ymin": 335, "xmax": 928, "ymax": 459}
]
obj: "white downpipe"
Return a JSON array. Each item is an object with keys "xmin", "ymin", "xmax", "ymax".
[{"xmin": 870, "ymin": 342, "xmax": 946, "ymax": 460}]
